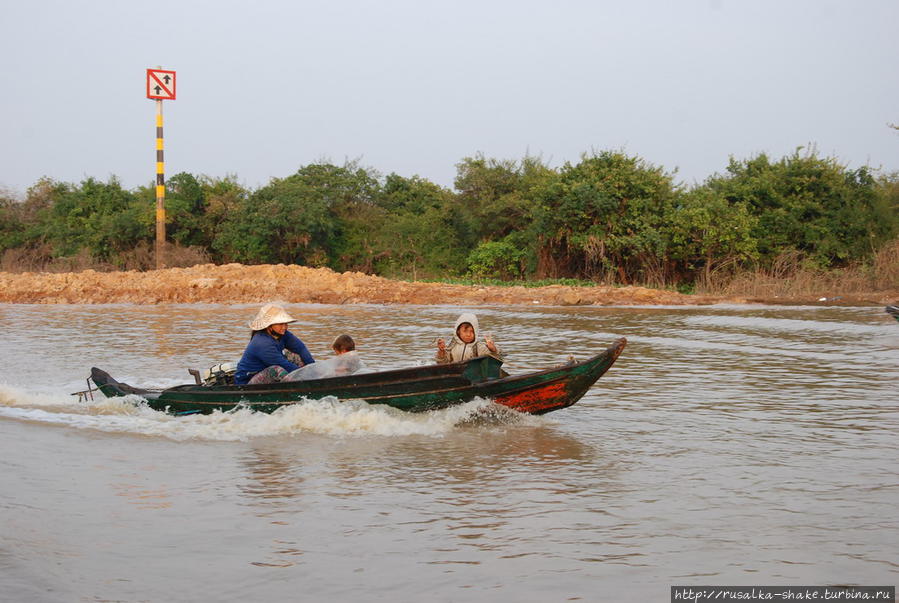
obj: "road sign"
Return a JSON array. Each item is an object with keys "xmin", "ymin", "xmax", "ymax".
[
  {"xmin": 146, "ymin": 68, "xmax": 176, "ymax": 100},
  {"xmin": 145, "ymin": 67, "xmax": 176, "ymax": 269}
]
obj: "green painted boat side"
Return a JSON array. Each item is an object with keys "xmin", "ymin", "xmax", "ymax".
[{"xmin": 90, "ymin": 338, "xmax": 626, "ymax": 415}]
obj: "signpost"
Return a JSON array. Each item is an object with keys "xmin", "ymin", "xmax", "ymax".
[
  {"xmin": 146, "ymin": 68, "xmax": 176, "ymax": 269},
  {"xmin": 146, "ymin": 68, "xmax": 176, "ymax": 100}
]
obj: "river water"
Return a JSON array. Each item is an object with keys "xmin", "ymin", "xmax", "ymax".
[{"xmin": 0, "ymin": 302, "xmax": 896, "ymax": 602}]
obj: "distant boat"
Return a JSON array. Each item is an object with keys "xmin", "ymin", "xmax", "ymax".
[
  {"xmin": 86, "ymin": 338, "xmax": 627, "ymax": 416},
  {"xmin": 887, "ymin": 305, "xmax": 899, "ymax": 323}
]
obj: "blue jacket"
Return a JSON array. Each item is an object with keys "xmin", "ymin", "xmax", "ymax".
[{"xmin": 235, "ymin": 330, "xmax": 315, "ymax": 385}]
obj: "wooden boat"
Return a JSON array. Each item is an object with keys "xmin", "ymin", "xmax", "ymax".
[
  {"xmin": 88, "ymin": 338, "xmax": 626, "ymax": 416},
  {"xmin": 887, "ymin": 305, "xmax": 899, "ymax": 323}
]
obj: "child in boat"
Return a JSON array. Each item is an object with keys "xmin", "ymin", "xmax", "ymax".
[
  {"xmin": 283, "ymin": 334, "xmax": 363, "ymax": 381},
  {"xmin": 330, "ymin": 334, "xmax": 363, "ymax": 376},
  {"xmin": 435, "ymin": 312, "xmax": 502, "ymax": 364}
]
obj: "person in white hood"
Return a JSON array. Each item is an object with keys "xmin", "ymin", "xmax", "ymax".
[{"xmin": 435, "ymin": 312, "xmax": 502, "ymax": 364}]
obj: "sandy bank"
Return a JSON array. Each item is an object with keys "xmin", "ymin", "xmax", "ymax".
[{"xmin": 0, "ymin": 263, "xmax": 893, "ymax": 306}]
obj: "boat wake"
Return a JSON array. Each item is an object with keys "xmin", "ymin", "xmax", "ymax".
[{"xmin": 0, "ymin": 384, "xmax": 538, "ymax": 442}]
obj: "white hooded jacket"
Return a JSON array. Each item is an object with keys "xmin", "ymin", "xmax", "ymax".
[{"xmin": 436, "ymin": 313, "xmax": 503, "ymax": 364}]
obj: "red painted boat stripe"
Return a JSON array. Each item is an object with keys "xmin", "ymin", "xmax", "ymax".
[{"xmin": 495, "ymin": 382, "xmax": 569, "ymax": 413}]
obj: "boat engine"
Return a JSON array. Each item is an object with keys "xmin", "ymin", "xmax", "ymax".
[{"xmin": 188, "ymin": 362, "xmax": 237, "ymax": 386}]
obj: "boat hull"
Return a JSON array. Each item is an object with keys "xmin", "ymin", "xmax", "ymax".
[
  {"xmin": 91, "ymin": 338, "xmax": 626, "ymax": 416},
  {"xmin": 887, "ymin": 305, "xmax": 899, "ymax": 323}
]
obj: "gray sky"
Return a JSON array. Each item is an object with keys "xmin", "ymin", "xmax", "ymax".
[{"xmin": 2, "ymin": 0, "xmax": 897, "ymax": 197}]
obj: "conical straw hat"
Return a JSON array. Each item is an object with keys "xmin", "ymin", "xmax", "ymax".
[{"xmin": 248, "ymin": 303, "xmax": 296, "ymax": 330}]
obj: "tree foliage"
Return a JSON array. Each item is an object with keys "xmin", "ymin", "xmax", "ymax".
[
  {"xmin": 529, "ymin": 151, "xmax": 680, "ymax": 283},
  {"xmin": 666, "ymin": 187, "xmax": 758, "ymax": 285},
  {"xmin": 362, "ymin": 174, "xmax": 465, "ymax": 278},
  {"xmin": 1, "ymin": 149, "xmax": 895, "ymax": 289},
  {"xmin": 467, "ymin": 236, "xmax": 528, "ymax": 280},
  {"xmin": 707, "ymin": 149, "xmax": 895, "ymax": 268}
]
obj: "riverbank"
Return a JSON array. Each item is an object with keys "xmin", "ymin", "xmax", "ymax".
[{"xmin": 0, "ymin": 263, "xmax": 894, "ymax": 306}]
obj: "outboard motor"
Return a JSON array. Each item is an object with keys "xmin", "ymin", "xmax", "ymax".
[{"xmin": 188, "ymin": 362, "xmax": 238, "ymax": 386}]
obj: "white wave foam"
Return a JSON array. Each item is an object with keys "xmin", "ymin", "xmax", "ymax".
[
  {"xmin": 0, "ymin": 384, "xmax": 530, "ymax": 441},
  {"xmin": 0, "ymin": 384, "xmax": 114, "ymax": 412}
]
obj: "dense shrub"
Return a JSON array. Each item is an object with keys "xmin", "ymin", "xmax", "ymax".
[{"xmin": 1, "ymin": 150, "xmax": 895, "ymax": 293}]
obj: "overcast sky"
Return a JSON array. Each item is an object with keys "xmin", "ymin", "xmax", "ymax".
[{"xmin": 2, "ymin": 0, "xmax": 897, "ymax": 197}]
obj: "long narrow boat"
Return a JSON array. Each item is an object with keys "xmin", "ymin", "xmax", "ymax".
[
  {"xmin": 89, "ymin": 338, "xmax": 626, "ymax": 415},
  {"xmin": 887, "ymin": 305, "xmax": 899, "ymax": 323}
]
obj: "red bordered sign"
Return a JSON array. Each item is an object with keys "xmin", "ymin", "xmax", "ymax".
[{"xmin": 146, "ymin": 68, "xmax": 176, "ymax": 100}]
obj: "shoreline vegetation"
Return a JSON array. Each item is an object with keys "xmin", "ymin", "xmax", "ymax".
[
  {"xmin": 2, "ymin": 146, "xmax": 897, "ymax": 306},
  {"xmin": 0, "ymin": 262, "xmax": 894, "ymax": 306}
]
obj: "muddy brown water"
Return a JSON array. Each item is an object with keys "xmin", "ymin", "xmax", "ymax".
[{"xmin": 1, "ymin": 303, "xmax": 896, "ymax": 601}]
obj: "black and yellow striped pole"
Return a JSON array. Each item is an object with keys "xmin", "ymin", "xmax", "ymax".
[
  {"xmin": 145, "ymin": 67, "xmax": 176, "ymax": 270},
  {"xmin": 155, "ymin": 99, "xmax": 166, "ymax": 270}
]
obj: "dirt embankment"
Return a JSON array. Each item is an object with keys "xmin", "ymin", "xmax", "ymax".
[{"xmin": 0, "ymin": 263, "xmax": 893, "ymax": 306}]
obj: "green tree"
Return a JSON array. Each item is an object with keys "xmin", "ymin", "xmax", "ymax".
[
  {"xmin": 213, "ymin": 177, "xmax": 329, "ymax": 264},
  {"xmin": 0, "ymin": 189, "xmax": 24, "ymax": 254},
  {"xmin": 708, "ymin": 149, "xmax": 897, "ymax": 268},
  {"xmin": 164, "ymin": 172, "xmax": 207, "ymax": 248},
  {"xmin": 361, "ymin": 174, "xmax": 466, "ymax": 279},
  {"xmin": 191, "ymin": 175, "xmax": 249, "ymax": 262},
  {"xmin": 666, "ymin": 187, "xmax": 758, "ymax": 285},
  {"xmin": 878, "ymin": 171, "xmax": 899, "ymax": 215},
  {"xmin": 7, "ymin": 179, "xmax": 72, "ymax": 251},
  {"xmin": 213, "ymin": 161, "xmax": 380, "ymax": 267},
  {"xmin": 41, "ymin": 177, "xmax": 144, "ymax": 261},
  {"xmin": 467, "ymin": 236, "xmax": 528, "ymax": 280},
  {"xmin": 529, "ymin": 151, "xmax": 679, "ymax": 283},
  {"xmin": 454, "ymin": 154, "xmax": 551, "ymax": 244}
]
